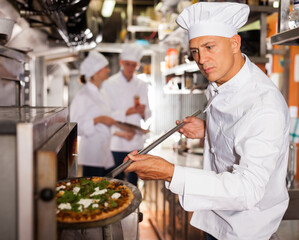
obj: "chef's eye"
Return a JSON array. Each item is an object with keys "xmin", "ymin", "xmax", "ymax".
[
  {"xmin": 206, "ymin": 45, "xmax": 214, "ymax": 50},
  {"xmin": 190, "ymin": 49, "xmax": 198, "ymax": 54},
  {"xmin": 190, "ymin": 49, "xmax": 199, "ymax": 60}
]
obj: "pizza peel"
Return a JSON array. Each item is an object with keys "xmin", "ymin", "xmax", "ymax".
[
  {"xmin": 106, "ymin": 109, "xmax": 202, "ymax": 178},
  {"xmin": 57, "ymin": 177, "xmax": 142, "ymax": 229}
]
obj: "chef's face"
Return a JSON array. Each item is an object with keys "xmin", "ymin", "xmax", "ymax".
[
  {"xmin": 94, "ymin": 65, "xmax": 110, "ymax": 80},
  {"xmin": 121, "ymin": 60, "xmax": 138, "ymax": 79},
  {"xmin": 189, "ymin": 35, "xmax": 240, "ymax": 86},
  {"xmin": 92, "ymin": 65, "xmax": 110, "ymax": 87}
]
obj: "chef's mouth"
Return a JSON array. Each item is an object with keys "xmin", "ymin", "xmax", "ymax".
[{"xmin": 203, "ymin": 67, "xmax": 214, "ymax": 73}]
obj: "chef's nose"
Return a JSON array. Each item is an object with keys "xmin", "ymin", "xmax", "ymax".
[{"xmin": 198, "ymin": 51, "xmax": 208, "ymax": 65}]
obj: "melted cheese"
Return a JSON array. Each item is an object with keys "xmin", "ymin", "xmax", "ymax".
[
  {"xmin": 92, "ymin": 203, "xmax": 99, "ymax": 208},
  {"xmin": 58, "ymin": 203, "xmax": 72, "ymax": 210},
  {"xmin": 56, "ymin": 185, "xmax": 66, "ymax": 191},
  {"xmin": 78, "ymin": 199, "xmax": 94, "ymax": 208},
  {"xmin": 73, "ymin": 187, "xmax": 80, "ymax": 195},
  {"xmin": 90, "ymin": 187, "xmax": 107, "ymax": 197},
  {"xmin": 111, "ymin": 192, "xmax": 121, "ymax": 199}
]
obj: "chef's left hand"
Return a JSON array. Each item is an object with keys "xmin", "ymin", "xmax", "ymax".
[{"xmin": 124, "ymin": 150, "xmax": 174, "ymax": 182}]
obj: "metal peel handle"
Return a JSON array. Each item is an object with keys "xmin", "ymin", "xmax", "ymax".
[{"xmin": 106, "ymin": 109, "xmax": 202, "ymax": 178}]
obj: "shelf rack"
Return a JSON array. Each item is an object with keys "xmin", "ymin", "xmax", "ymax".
[{"xmin": 271, "ymin": 0, "xmax": 299, "ymax": 46}]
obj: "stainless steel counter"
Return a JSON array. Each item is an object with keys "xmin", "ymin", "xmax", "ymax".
[{"xmin": 149, "ymin": 147, "xmax": 203, "ymax": 169}]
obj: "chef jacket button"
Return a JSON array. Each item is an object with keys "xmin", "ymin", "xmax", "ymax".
[{"xmin": 210, "ymin": 148, "xmax": 215, "ymax": 153}]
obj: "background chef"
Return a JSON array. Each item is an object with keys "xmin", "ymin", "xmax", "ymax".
[
  {"xmin": 70, "ymin": 50, "xmax": 116, "ymax": 177},
  {"xmin": 125, "ymin": 2, "xmax": 290, "ymax": 240},
  {"xmin": 103, "ymin": 43, "xmax": 151, "ymax": 186}
]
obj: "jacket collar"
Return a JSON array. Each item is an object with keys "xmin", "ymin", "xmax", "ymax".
[{"xmin": 206, "ymin": 54, "xmax": 251, "ymax": 99}]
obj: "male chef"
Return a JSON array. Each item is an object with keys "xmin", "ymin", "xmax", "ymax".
[
  {"xmin": 125, "ymin": 2, "xmax": 290, "ymax": 240},
  {"xmin": 103, "ymin": 43, "xmax": 151, "ymax": 186}
]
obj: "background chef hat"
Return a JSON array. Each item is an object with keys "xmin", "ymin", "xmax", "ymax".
[
  {"xmin": 80, "ymin": 50, "xmax": 108, "ymax": 78},
  {"xmin": 176, "ymin": 2, "xmax": 250, "ymax": 40},
  {"xmin": 120, "ymin": 43, "xmax": 143, "ymax": 63}
]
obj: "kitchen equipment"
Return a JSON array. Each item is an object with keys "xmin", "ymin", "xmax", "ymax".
[
  {"xmin": 0, "ymin": 17, "xmax": 15, "ymax": 45},
  {"xmin": 0, "ymin": 106, "xmax": 77, "ymax": 240},
  {"xmin": 287, "ymin": 142, "xmax": 297, "ymax": 189},
  {"xmin": 106, "ymin": 109, "xmax": 202, "ymax": 178},
  {"xmin": 0, "ymin": 46, "xmax": 30, "ymax": 106}
]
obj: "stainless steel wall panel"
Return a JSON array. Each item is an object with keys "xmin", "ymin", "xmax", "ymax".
[
  {"xmin": 17, "ymin": 123, "xmax": 34, "ymax": 240},
  {"xmin": 0, "ymin": 135, "xmax": 17, "ymax": 240}
]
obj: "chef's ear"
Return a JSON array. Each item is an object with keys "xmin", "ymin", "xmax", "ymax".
[{"xmin": 230, "ymin": 35, "xmax": 241, "ymax": 54}]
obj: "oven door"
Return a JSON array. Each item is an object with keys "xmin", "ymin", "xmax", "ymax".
[{"xmin": 36, "ymin": 122, "xmax": 77, "ymax": 240}]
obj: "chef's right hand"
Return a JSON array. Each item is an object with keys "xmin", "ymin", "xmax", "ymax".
[
  {"xmin": 94, "ymin": 116, "xmax": 117, "ymax": 126},
  {"xmin": 176, "ymin": 116, "xmax": 205, "ymax": 139},
  {"xmin": 125, "ymin": 104, "xmax": 145, "ymax": 118},
  {"xmin": 125, "ymin": 151, "xmax": 174, "ymax": 182}
]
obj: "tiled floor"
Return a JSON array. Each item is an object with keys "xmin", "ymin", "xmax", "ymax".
[{"xmin": 139, "ymin": 201, "xmax": 159, "ymax": 240}]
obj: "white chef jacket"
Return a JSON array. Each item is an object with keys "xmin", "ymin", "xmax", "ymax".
[
  {"xmin": 70, "ymin": 81, "xmax": 114, "ymax": 169},
  {"xmin": 167, "ymin": 55, "xmax": 290, "ymax": 240},
  {"xmin": 102, "ymin": 71, "xmax": 151, "ymax": 151}
]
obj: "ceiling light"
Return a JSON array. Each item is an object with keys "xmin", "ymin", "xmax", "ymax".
[{"xmin": 101, "ymin": 0, "xmax": 116, "ymax": 18}]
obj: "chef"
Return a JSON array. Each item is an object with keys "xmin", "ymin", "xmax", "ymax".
[
  {"xmin": 70, "ymin": 50, "xmax": 116, "ymax": 177},
  {"xmin": 102, "ymin": 43, "xmax": 151, "ymax": 186},
  {"xmin": 125, "ymin": 2, "xmax": 290, "ymax": 240}
]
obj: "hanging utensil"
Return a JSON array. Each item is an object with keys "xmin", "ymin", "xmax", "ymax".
[{"xmin": 106, "ymin": 109, "xmax": 202, "ymax": 178}]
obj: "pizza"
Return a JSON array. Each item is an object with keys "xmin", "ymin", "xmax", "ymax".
[{"xmin": 56, "ymin": 177, "xmax": 134, "ymax": 223}]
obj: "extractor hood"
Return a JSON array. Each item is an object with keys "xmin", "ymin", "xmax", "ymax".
[{"xmin": 8, "ymin": 0, "xmax": 101, "ymax": 47}]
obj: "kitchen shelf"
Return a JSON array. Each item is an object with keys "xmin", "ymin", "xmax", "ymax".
[
  {"xmin": 163, "ymin": 61, "xmax": 199, "ymax": 76},
  {"xmin": 271, "ymin": 28, "xmax": 299, "ymax": 45},
  {"xmin": 163, "ymin": 88, "xmax": 204, "ymax": 95},
  {"xmin": 247, "ymin": 5, "xmax": 278, "ymax": 24},
  {"xmin": 248, "ymin": 56, "xmax": 269, "ymax": 63},
  {"xmin": 127, "ymin": 25, "xmax": 158, "ymax": 33},
  {"xmin": 163, "ymin": 56, "xmax": 269, "ymax": 77}
]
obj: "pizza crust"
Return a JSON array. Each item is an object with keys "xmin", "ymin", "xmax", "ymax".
[{"xmin": 56, "ymin": 177, "xmax": 134, "ymax": 223}]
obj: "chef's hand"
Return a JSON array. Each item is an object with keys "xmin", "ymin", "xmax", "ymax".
[
  {"xmin": 126, "ymin": 104, "xmax": 145, "ymax": 118},
  {"xmin": 114, "ymin": 130, "xmax": 136, "ymax": 141},
  {"xmin": 176, "ymin": 117, "xmax": 205, "ymax": 139},
  {"xmin": 94, "ymin": 116, "xmax": 117, "ymax": 126},
  {"xmin": 124, "ymin": 150, "xmax": 174, "ymax": 182},
  {"xmin": 136, "ymin": 104, "xmax": 145, "ymax": 118}
]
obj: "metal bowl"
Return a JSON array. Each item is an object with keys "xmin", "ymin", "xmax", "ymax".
[
  {"xmin": 0, "ymin": 17, "xmax": 15, "ymax": 45},
  {"xmin": 57, "ymin": 177, "xmax": 142, "ymax": 229}
]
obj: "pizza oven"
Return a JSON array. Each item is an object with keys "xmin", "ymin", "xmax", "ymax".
[
  {"xmin": 0, "ymin": 106, "xmax": 77, "ymax": 240},
  {"xmin": 0, "ymin": 106, "xmax": 142, "ymax": 240}
]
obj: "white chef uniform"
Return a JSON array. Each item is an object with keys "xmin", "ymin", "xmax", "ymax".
[
  {"xmin": 166, "ymin": 2, "xmax": 290, "ymax": 240},
  {"xmin": 70, "ymin": 81, "xmax": 114, "ymax": 169},
  {"xmin": 102, "ymin": 71, "xmax": 151, "ymax": 151},
  {"xmin": 168, "ymin": 55, "xmax": 290, "ymax": 240}
]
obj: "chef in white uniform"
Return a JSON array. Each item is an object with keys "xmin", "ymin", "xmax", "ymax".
[
  {"xmin": 102, "ymin": 43, "xmax": 151, "ymax": 186},
  {"xmin": 125, "ymin": 2, "xmax": 290, "ymax": 240},
  {"xmin": 70, "ymin": 50, "xmax": 116, "ymax": 177}
]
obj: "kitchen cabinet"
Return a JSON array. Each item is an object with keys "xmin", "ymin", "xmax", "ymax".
[
  {"xmin": 163, "ymin": 5, "xmax": 277, "ymax": 94},
  {"xmin": 143, "ymin": 148, "xmax": 204, "ymax": 240},
  {"xmin": 271, "ymin": 0, "xmax": 299, "ymax": 45}
]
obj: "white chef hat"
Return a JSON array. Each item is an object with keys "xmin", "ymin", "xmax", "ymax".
[
  {"xmin": 80, "ymin": 50, "xmax": 108, "ymax": 78},
  {"xmin": 120, "ymin": 43, "xmax": 143, "ymax": 63},
  {"xmin": 176, "ymin": 2, "xmax": 250, "ymax": 40}
]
